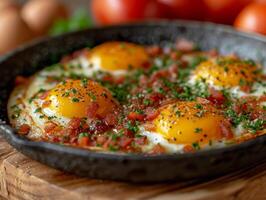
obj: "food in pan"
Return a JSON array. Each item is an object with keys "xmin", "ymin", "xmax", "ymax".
[{"xmin": 8, "ymin": 40, "xmax": 266, "ymax": 154}]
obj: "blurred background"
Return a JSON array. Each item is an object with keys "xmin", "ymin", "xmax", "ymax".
[{"xmin": 0, "ymin": 0, "xmax": 265, "ymax": 55}]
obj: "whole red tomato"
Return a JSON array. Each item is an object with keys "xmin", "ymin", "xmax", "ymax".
[
  {"xmin": 157, "ymin": 0, "xmax": 206, "ymax": 20},
  {"xmin": 234, "ymin": 2, "xmax": 266, "ymax": 35},
  {"xmin": 91, "ymin": 0, "xmax": 165, "ymax": 25},
  {"xmin": 203, "ymin": 0, "xmax": 253, "ymax": 24}
]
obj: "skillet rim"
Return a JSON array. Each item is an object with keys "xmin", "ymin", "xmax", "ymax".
[{"xmin": 0, "ymin": 20, "xmax": 266, "ymax": 161}]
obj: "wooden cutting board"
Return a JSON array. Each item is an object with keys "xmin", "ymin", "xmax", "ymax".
[{"xmin": 0, "ymin": 136, "xmax": 266, "ymax": 200}]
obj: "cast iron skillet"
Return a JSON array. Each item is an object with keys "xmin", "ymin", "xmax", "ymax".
[{"xmin": 0, "ymin": 21, "xmax": 266, "ymax": 183}]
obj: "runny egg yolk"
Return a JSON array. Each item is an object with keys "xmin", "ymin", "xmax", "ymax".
[
  {"xmin": 153, "ymin": 101, "xmax": 227, "ymax": 146},
  {"xmin": 45, "ymin": 79, "xmax": 118, "ymax": 118},
  {"xmin": 193, "ymin": 57, "xmax": 257, "ymax": 87},
  {"xmin": 87, "ymin": 41, "xmax": 149, "ymax": 71}
]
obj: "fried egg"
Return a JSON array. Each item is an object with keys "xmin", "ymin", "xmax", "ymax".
[
  {"xmin": 60, "ymin": 41, "xmax": 150, "ymax": 77},
  {"xmin": 141, "ymin": 101, "xmax": 230, "ymax": 153},
  {"xmin": 8, "ymin": 79, "xmax": 118, "ymax": 139},
  {"xmin": 189, "ymin": 56, "xmax": 266, "ymax": 98}
]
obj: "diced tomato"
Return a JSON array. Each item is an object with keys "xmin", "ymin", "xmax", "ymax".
[
  {"xmin": 18, "ymin": 124, "xmax": 30, "ymax": 135},
  {"xmin": 127, "ymin": 112, "xmax": 145, "ymax": 121},
  {"xmin": 15, "ymin": 76, "xmax": 28, "ymax": 86},
  {"xmin": 86, "ymin": 102, "xmax": 99, "ymax": 118},
  {"xmin": 78, "ymin": 136, "xmax": 90, "ymax": 146}
]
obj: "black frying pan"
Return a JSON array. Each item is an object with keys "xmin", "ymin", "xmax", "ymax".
[{"xmin": 0, "ymin": 21, "xmax": 265, "ymax": 183}]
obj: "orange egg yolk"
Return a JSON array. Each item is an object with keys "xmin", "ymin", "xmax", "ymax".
[
  {"xmin": 45, "ymin": 79, "xmax": 117, "ymax": 118},
  {"xmin": 153, "ymin": 101, "xmax": 227, "ymax": 145},
  {"xmin": 87, "ymin": 41, "xmax": 149, "ymax": 71},
  {"xmin": 194, "ymin": 57, "xmax": 257, "ymax": 87}
]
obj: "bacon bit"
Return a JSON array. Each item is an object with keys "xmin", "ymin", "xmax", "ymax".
[
  {"xmin": 102, "ymin": 75, "xmax": 113, "ymax": 83},
  {"xmin": 42, "ymin": 100, "xmax": 51, "ymax": 108},
  {"xmin": 104, "ymin": 113, "xmax": 117, "ymax": 126},
  {"xmin": 143, "ymin": 123, "xmax": 156, "ymax": 132},
  {"xmin": 87, "ymin": 102, "xmax": 99, "ymax": 118},
  {"xmin": 127, "ymin": 112, "xmax": 145, "ymax": 121},
  {"xmin": 149, "ymin": 92, "xmax": 164, "ymax": 103},
  {"xmin": 52, "ymin": 137, "xmax": 60, "ymax": 143},
  {"xmin": 96, "ymin": 135, "xmax": 107, "ymax": 145},
  {"xmin": 18, "ymin": 124, "xmax": 30, "ymax": 135},
  {"xmin": 170, "ymin": 52, "xmax": 181, "ymax": 60},
  {"xmin": 196, "ymin": 97, "xmax": 210, "ymax": 105},
  {"xmin": 207, "ymin": 49, "xmax": 218, "ymax": 57},
  {"xmin": 146, "ymin": 46, "xmax": 162, "ymax": 57},
  {"xmin": 114, "ymin": 76, "xmax": 125, "ymax": 84},
  {"xmin": 208, "ymin": 88, "xmax": 225, "ymax": 105},
  {"xmin": 78, "ymin": 136, "xmax": 90, "ymax": 146},
  {"xmin": 240, "ymin": 85, "xmax": 251, "ymax": 93},
  {"xmin": 139, "ymin": 75, "xmax": 148, "ymax": 85},
  {"xmin": 93, "ymin": 122, "xmax": 110, "ymax": 134},
  {"xmin": 60, "ymin": 49, "xmax": 88, "ymax": 63},
  {"xmin": 150, "ymin": 144, "xmax": 166, "ymax": 154},
  {"xmin": 103, "ymin": 138, "xmax": 115, "ymax": 149},
  {"xmin": 151, "ymin": 69, "xmax": 169, "ymax": 82},
  {"xmin": 70, "ymin": 137, "xmax": 78, "ymax": 144},
  {"xmin": 44, "ymin": 122, "xmax": 57, "ymax": 134},
  {"xmin": 68, "ymin": 118, "xmax": 81, "ymax": 129},
  {"xmin": 145, "ymin": 108, "xmax": 159, "ymax": 121},
  {"xmin": 168, "ymin": 64, "xmax": 178, "ymax": 75},
  {"xmin": 142, "ymin": 61, "xmax": 151, "ymax": 69},
  {"xmin": 135, "ymin": 136, "xmax": 148, "ymax": 145},
  {"xmin": 183, "ymin": 145, "xmax": 195, "ymax": 153},
  {"xmin": 39, "ymin": 91, "xmax": 49, "ymax": 100},
  {"xmin": 219, "ymin": 120, "xmax": 234, "ymax": 140},
  {"xmin": 175, "ymin": 39, "xmax": 195, "ymax": 52},
  {"xmin": 259, "ymin": 95, "xmax": 266, "ymax": 102},
  {"xmin": 124, "ymin": 129, "xmax": 134, "ymax": 137},
  {"xmin": 119, "ymin": 136, "xmax": 133, "ymax": 148},
  {"xmin": 15, "ymin": 76, "xmax": 28, "ymax": 86}
]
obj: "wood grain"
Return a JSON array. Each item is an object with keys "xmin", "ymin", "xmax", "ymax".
[{"xmin": 0, "ymin": 136, "xmax": 266, "ymax": 200}]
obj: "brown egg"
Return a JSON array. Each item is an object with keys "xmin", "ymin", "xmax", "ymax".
[
  {"xmin": 21, "ymin": 0, "xmax": 68, "ymax": 35},
  {"xmin": 0, "ymin": 0, "xmax": 19, "ymax": 12},
  {"xmin": 0, "ymin": 9, "xmax": 34, "ymax": 54}
]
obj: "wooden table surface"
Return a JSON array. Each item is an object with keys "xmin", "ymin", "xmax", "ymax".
[{"xmin": 0, "ymin": 136, "xmax": 266, "ymax": 200}]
